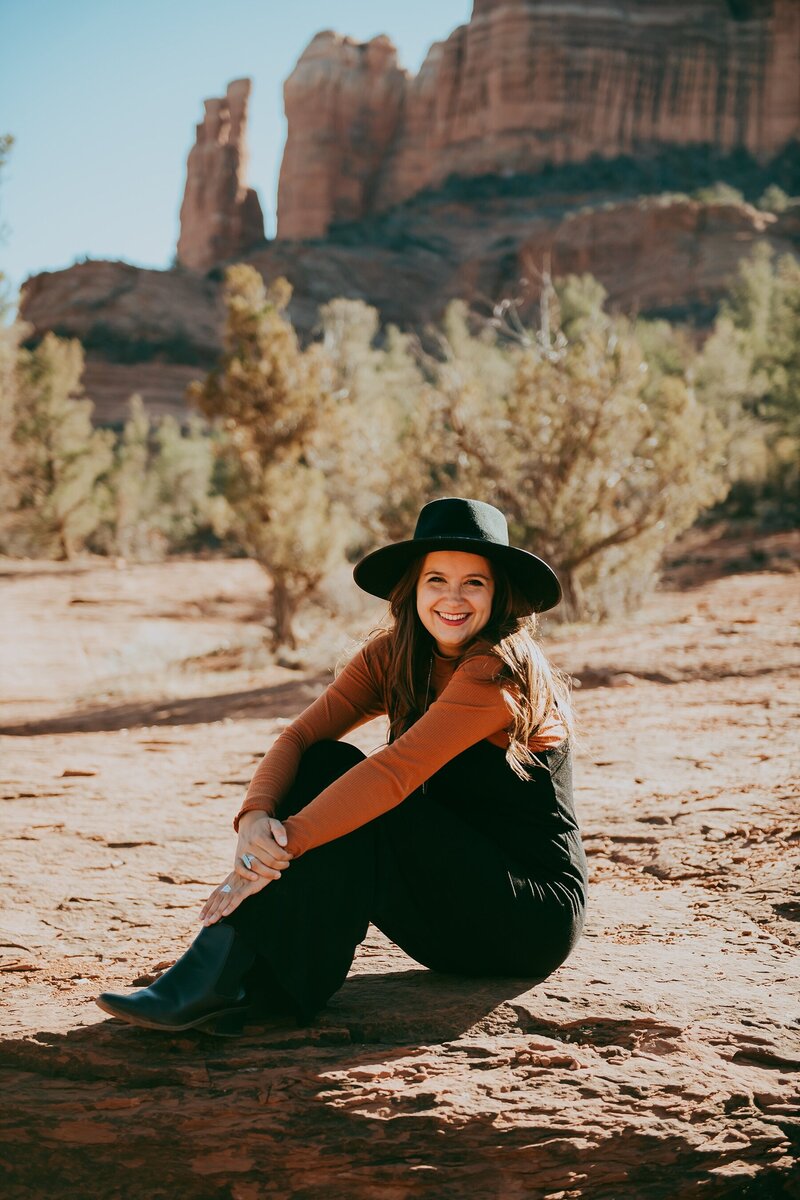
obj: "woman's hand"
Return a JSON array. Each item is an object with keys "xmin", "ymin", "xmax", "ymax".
[
  {"xmin": 234, "ymin": 811, "xmax": 294, "ymax": 883},
  {"xmin": 199, "ymin": 869, "xmax": 269, "ymax": 926},
  {"xmin": 198, "ymin": 811, "xmax": 295, "ymax": 926}
]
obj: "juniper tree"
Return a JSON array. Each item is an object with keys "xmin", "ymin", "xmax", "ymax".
[
  {"xmin": 1, "ymin": 332, "xmax": 114, "ymax": 558},
  {"xmin": 318, "ymin": 297, "xmax": 433, "ymax": 551},
  {"xmin": 92, "ymin": 394, "xmax": 218, "ymax": 559},
  {"xmin": 189, "ymin": 265, "xmax": 347, "ymax": 649},
  {"xmin": 695, "ymin": 244, "xmax": 800, "ymax": 515},
  {"xmin": 422, "ymin": 284, "xmax": 728, "ymax": 619}
]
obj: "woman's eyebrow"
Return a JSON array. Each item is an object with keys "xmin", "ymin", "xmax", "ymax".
[{"xmin": 422, "ymin": 570, "xmax": 492, "ymax": 580}]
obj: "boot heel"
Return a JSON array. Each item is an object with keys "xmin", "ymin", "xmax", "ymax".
[{"xmin": 199, "ymin": 1008, "xmax": 248, "ymax": 1037}]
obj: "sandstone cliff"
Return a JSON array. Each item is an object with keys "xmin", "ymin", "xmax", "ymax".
[
  {"xmin": 17, "ymin": 2, "xmax": 800, "ymax": 423},
  {"xmin": 278, "ymin": 33, "xmax": 407, "ymax": 241},
  {"xmin": 20, "ymin": 197, "xmax": 799, "ymax": 422},
  {"xmin": 177, "ymin": 78, "xmax": 264, "ymax": 272},
  {"xmin": 278, "ymin": 0, "xmax": 800, "ymax": 240},
  {"xmin": 19, "ymin": 260, "xmax": 224, "ymax": 423}
]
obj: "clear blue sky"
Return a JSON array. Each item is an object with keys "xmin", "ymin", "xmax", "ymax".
[{"xmin": 0, "ymin": 0, "xmax": 470, "ymax": 293}]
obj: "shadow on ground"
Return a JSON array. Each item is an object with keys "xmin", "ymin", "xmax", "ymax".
[{"xmin": 2, "ymin": 966, "xmax": 797, "ymax": 1199}]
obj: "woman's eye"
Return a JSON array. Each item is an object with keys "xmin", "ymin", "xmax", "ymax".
[{"xmin": 426, "ymin": 576, "xmax": 484, "ymax": 586}]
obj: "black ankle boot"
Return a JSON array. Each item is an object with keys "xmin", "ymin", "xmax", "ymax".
[{"xmin": 95, "ymin": 922, "xmax": 257, "ymax": 1034}]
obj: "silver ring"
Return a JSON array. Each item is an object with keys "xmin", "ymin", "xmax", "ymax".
[
  {"xmin": 220, "ymin": 884, "xmax": 232, "ymax": 893},
  {"xmin": 241, "ymin": 853, "xmax": 253, "ymax": 870}
]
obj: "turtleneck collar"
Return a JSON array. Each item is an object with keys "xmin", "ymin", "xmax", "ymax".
[
  {"xmin": 431, "ymin": 644, "xmax": 463, "ymax": 663},
  {"xmin": 430, "ymin": 634, "xmax": 492, "ymax": 664}
]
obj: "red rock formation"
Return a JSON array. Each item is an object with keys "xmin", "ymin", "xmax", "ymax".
[
  {"xmin": 19, "ymin": 200, "xmax": 800, "ymax": 422},
  {"xmin": 177, "ymin": 78, "xmax": 264, "ymax": 272},
  {"xmin": 277, "ymin": 33, "xmax": 406, "ymax": 240},
  {"xmin": 278, "ymin": 0, "xmax": 800, "ymax": 240},
  {"xmin": 17, "ymin": 4, "xmax": 800, "ymax": 422},
  {"xmin": 19, "ymin": 260, "xmax": 223, "ymax": 422}
]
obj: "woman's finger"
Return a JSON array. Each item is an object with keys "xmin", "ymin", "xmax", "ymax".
[
  {"xmin": 199, "ymin": 887, "xmax": 227, "ymax": 923},
  {"xmin": 247, "ymin": 822, "xmax": 292, "ymax": 863},
  {"xmin": 217, "ymin": 892, "xmax": 248, "ymax": 916},
  {"xmin": 250, "ymin": 859, "xmax": 287, "ymax": 878},
  {"xmin": 249, "ymin": 835, "xmax": 292, "ymax": 867},
  {"xmin": 233, "ymin": 859, "xmax": 261, "ymax": 882},
  {"xmin": 199, "ymin": 884, "xmax": 222, "ymax": 917},
  {"xmin": 234, "ymin": 855, "xmax": 285, "ymax": 882},
  {"xmin": 200, "ymin": 877, "xmax": 238, "ymax": 922},
  {"xmin": 268, "ymin": 817, "xmax": 288, "ymax": 847},
  {"xmin": 218, "ymin": 880, "xmax": 261, "ymax": 919},
  {"xmin": 200, "ymin": 870, "xmax": 275, "ymax": 925}
]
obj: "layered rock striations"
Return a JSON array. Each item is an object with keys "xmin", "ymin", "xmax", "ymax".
[
  {"xmin": 20, "ymin": 198, "xmax": 799, "ymax": 422},
  {"xmin": 277, "ymin": 33, "xmax": 407, "ymax": 240},
  {"xmin": 177, "ymin": 78, "xmax": 264, "ymax": 272},
  {"xmin": 19, "ymin": 260, "xmax": 224, "ymax": 423},
  {"xmin": 17, "ymin": 2, "xmax": 800, "ymax": 422},
  {"xmin": 278, "ymin": 0, "xmax": 800, "ymax": 240}
]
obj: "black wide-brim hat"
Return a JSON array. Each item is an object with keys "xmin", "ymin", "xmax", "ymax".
[{"xmin": 352, "ymin": 497, "xmax": 561, "ymax": 613}]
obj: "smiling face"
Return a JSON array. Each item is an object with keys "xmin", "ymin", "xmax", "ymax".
[{"xmin": 415, "ymin": 550, "xmax": 495, "ymax": 658}]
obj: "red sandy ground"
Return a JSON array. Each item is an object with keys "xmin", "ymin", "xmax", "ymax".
[{"xmin": 0, "ymin": 528, "xmax": 798, "ymax": 1198}]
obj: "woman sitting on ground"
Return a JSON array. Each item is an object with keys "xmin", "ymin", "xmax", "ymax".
[{"xmin": 96, "ymin": 497, "xmax": 589, "ymax": 1034}]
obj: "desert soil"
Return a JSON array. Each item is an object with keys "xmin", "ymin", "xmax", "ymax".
[{"xmin": 1, "ymin": 529, "xmax": 798, "ymax": 1199}]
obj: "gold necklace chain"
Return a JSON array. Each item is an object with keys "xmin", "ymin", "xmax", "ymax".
[{"xmin": 422, "ymin": 651, "xmax": 433, "ymax": 795}]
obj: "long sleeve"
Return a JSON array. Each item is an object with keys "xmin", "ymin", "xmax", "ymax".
[
  {"xmin": 233, "ymin": 636, "xmax": 389, "ymax": 832},
  {"xmin": 279, "ymin": 654, "xmax": 517, "ymax": 858}
]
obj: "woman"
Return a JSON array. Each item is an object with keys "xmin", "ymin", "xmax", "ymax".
[{"xmin": 96, "ymin": 497, "xmax": 588, "ymax": 1035}]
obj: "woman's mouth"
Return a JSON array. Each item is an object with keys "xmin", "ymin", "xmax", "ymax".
[{"xmin": 436, "ymin": 612, "xmax": 470, "ymax": 626}]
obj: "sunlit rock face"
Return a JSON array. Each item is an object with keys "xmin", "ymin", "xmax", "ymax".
[
  {"xmin": 17, "ymin": 1, "xmax": 799, "ymax": 423},
  {"xmin": 177, "ymin": 78, "xmax": 264, "ymax": 272},
  {"xmin": 277, "ymin": 0, "xmax": 799, "ymax": 240},
  {"xmin": 20, "ymin": 199, "xmax": 799, "ymax": 423},
  {"xmin": 277, "ymin": 32, "xmax": 407, "ymax": 240}
]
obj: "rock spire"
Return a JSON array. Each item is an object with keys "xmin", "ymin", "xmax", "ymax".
[
  {"xmin": 177, "ymin": 78, "xmax": 264, "ymax": 272},
  {"xmin": 277, "ymin": 32, "xmax": 407, "ymax": 240}
]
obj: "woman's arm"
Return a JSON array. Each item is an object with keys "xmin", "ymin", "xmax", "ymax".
[
  {"xmin": 233, "ymin": 636, "xmax": 388, "ymax": 830},
  {"xmin": 279, "ymin": 654, "xmax": 513, "ymax": 857}
]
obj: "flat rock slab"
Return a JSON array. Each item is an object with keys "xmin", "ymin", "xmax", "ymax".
[{"xmin": 1, "ymin": 553, "xmax": 799, "ymax": 1197}]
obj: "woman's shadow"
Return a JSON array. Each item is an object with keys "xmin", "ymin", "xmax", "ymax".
[
  {"xmin": 5, "ymin": 959, "xmax": 731, "ymax": 1199},
  {"xmin": 2, "ymin": 963, "xmax": 563, "ymax": 1193},
  {"xmin": 290, "ymin": 962, "xmax": 547, "ymax": 1044},
  {"xmin": 4, "ymin": 957, "xmax": 553, "ymax": 1071}
]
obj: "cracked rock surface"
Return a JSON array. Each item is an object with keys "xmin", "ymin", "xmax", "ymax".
[{"xmin": 1, "ymin": 532, "xmax": 798, "ymax": 1198}]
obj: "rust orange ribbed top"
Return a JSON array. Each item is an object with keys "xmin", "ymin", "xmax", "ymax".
[{"xmin": 234, "ymin": 633, "xmax": 566, "ymax": 858}]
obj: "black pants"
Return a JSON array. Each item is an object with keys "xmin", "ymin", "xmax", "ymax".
[{"xmin": 223, "ymin": 739, "xmax": 587, "ymax": 1022}]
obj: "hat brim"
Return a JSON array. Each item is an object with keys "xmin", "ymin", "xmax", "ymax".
[{"xmin": 352, "ymin": 536, "xmax": 561, "ymax": 613}]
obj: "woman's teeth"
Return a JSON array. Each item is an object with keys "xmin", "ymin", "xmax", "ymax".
[{"xmin": 437, "ymin": 612, "xmax": 468, "ymax": 625}]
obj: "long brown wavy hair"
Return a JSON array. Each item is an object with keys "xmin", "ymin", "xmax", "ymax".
[{"xmin": 349, "ymin": 552, "xmax": 575, "ymax": 780}]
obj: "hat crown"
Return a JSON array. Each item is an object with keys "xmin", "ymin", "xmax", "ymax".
[
  {"xmin": 413, "ymin": 498, "xmax": 509, "ymax": 547},
  {"xmin": 351, "ymin": 495, "xmax": 562, "ymax": 613}
]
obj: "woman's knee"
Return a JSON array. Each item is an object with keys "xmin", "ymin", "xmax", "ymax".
[
  {"xmin": 292, "ymin": 739, "xmax": 366, "ymax": 795},
  {"xmin": 301, "ymin": 739, "xmax": 365, "ymax": 772},
  {"xmin": 276, "ymin": 740, "xmax": 366, "ymax": 820}
]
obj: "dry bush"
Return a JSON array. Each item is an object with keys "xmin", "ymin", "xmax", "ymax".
[
  {"xmin": 0, "ymin": 331, "xmax": 114, "ymax": 558},
  {"xmin": 317, "ymin": 297, "xmax": 435, "ymax": 550},
  {"xmin": 90, "ymin": 394, "xmax": 220, "ymax": 561},
  {"xmin": 189, "ymin": 265, "xmax": 353, "ymax": 649},
  {"xmin": 694, "ymin": 244, "xmax": 800, "ymax": 521},
  {"xmin": 417, "ymin": 284, "xmax": 728, "ymax": 619}
]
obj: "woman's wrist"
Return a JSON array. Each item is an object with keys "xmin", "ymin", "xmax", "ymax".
[{"xmin": 238, "ymin": 808, "xmax": 269, "ymax": 831}]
